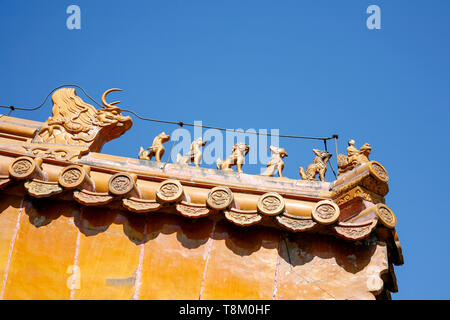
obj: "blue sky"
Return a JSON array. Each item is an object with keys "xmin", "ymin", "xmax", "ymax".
[{"xmin": 1, "ymin": 0, "xmax": 449, "ymax": 299}]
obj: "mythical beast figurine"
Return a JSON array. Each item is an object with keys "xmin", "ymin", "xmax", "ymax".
[
  {"xmin": 337, "ymin": 139, "xmax": 371, "ymax": 175},
  {"xmin": 138, "ymin": 132, "xmax": 170, "ymax": 162},
  {"xmin": 299, "ymin": 149, "xmax": 332, "ymax": 182},
  {"xmin": 35, "ymin": 88, "xmax": 132, "ymax": 152},
  {"xmin": 176, "ymin": 137, "xmax": 207, "ymax": 167},
  {"xmin": 261, "ymin": 146, "xmax": 288, "ymax": 177},
  {"xmin": 216, "ymin": 142, "xmax": 250, "ymax": 173}
]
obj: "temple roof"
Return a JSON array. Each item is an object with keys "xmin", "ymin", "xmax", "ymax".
[{"xmin": 0, "ymin": 89, "xmax": 403, "ymax": 272}]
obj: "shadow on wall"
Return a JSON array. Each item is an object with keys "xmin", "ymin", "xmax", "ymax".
[
  {"xmin": 22, "ymin": 196, "xmax": 376, "ymax": 274},
  {"xmin": 0, "ymin": 194, "xmax": 22, "ymax": 214},
  {"xmin": 279, "ymin": 233, "xmax": 376, "ymax": 274}
]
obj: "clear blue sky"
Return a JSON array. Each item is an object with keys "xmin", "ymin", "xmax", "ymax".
[{"xmin": 1, "ymin": 0, "xmax": 449, "ymax": 299}]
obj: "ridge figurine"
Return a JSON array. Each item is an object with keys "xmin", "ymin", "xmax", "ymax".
[
  {"xmin": 176, "ymin": 137, "xmax": 207, "ymax": 167},
  {"xmin": 216, "ymin": 142, "xmax": 250, "ymax": 173},
  {"xmin": 337, "ymin": 140, "xmax": 371, "ymax": 175},
  {"xmin": 299, "ymin": 149, "xmax": 332, "ymax": 182},
  {"xmin": 261, "ymin": 146, "xmax": 288, "ymax": 177},
  {"xmin": 138, "ymin": 132, "xmax": 170, "ymax": 162}
]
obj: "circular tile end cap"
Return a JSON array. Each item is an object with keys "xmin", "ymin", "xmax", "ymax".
[
  {"xmin": 108, "ymin": 173, "xmax": 136, "ymax": 196},
  {"xmin": 311, "ymin": 200, "xmax": 340, "ymax": 225},
  {"xmin": 369, "ymin": 161, "xmax": 389, "ymax": 183},
  {"xmin": 156, "ymin": 179, "xmax": 184, "ymax": 203},
  {"xmin": 58, "ymin": 165, "xmax": 86, "ymax": 189},
  {"xmin": 376, "ymin": 204, "xmax": 397, "ymax": 229},
  {"xmin": 206, "ymin": 186, "xmax": 234, "ymax": 210},
  {"xmin": 9, "ymin": 156, "xmax": 36, "ymax": 180},
  {"xmin": 257, "ymin": 192, "xmax": 285, "ymax": 216}
]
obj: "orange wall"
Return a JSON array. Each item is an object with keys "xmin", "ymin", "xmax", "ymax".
[{"xmin": 0, "ymin": 195, "xmax": 385, "ymax": 300}]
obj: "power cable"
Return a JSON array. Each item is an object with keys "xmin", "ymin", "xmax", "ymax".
[{"xmin": 1, "ymin": 84, "xmax": 341, "ymax": 174}]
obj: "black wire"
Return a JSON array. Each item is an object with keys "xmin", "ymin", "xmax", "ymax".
[
  {"xmin": 1, "ymin": 84, "xmax": 338, "ymax": 142},
  {"xmin": 0, "ymin": 84, "xmax": 103, "ymax": 113},
  {"xmin": 324, "ymin": 140, "xmax": 337, "ymax": 179},
  {"xmin": 282, "ymin": 235, "xmax": 293, "ymax": 265},
  {"xmin": 121, "ymin": 108, "xmax": 336, "ymax": 141},
  {"xmin": 161, "ymin": 122, "xmax": 183, "ymax": 169},
  {"xmin": 7, "ymin": 106, "xmax": 14, "ymax": 116}
]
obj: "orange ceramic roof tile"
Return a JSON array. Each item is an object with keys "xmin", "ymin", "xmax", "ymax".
[{"xmin": 0, "ymin": 88, "xmax": 403, "ymax": 300}]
